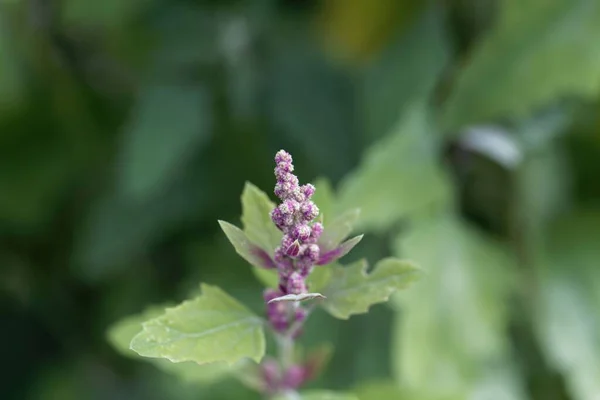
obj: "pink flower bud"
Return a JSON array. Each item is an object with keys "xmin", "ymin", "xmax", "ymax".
[
  {"xmin": 287, "ymin": 272, "xmax": 307, "ymax": 294},
  {"xmin": 285, "ymin": 240, "xmax": 301, "ymax": 257}
]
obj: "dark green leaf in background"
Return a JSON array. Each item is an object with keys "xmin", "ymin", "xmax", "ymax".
[
  {"xmin": 536, "ymin": 209, "xmax": 600, "ymax": 400},
  {"xmin": 392, "ymin": 213, "xmax": 518, "ymax": 398},
  {"xmin": 336, "ymin": 102, "xmax": 452, "ymax": 232},
  {"xmin": 118, "ymin": 85, "xmax": 211, "ymax": 200},
  {"xmin": 443, "ymin": 0, "xmax": 600, "ymax": 130},
  {"xmin": 361, "ymin": 6, "xmax": 449, "ymax": 143}
]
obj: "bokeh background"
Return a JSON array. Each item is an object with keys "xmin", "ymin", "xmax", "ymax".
[{"xmin": 2, "ymin": 0, "xmax": 600, "ymax": 399}]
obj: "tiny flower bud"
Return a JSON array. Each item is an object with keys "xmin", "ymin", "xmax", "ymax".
[
  {"xmin": 301, "ymin": 202, "xmax": 319, "ymax": 221},
  {"xmin": 310, "ymin": 222, "xmax": 324, "ymax": 241},
  {"xmin": 285, "ymin": 240, "xmax": 301, "ymax": 257},
  {"xmin": 270, "ymin": 208, "xmax": 286, "ymax": 230},
  {"xmin": 292, "ymin": 188, "xmax": 306, "ymax": 203},
  {"xmin": 296, "ymin": 257, "xmax": 314, "ymax": 277},
  {"xmin": 302, "ymin": 184, "xmax": 315, "ymax": 199},
  {"xmin": 287, "ymin": 272, "xmax": 307, "ymax": 294},
  {"xmin": 304, "ymin": 244, "xmax": 320, "ymax": 263},
  {"xmin": 275, "ymin": 150, "xmax": 293, "ymax": 164},
  {"xmin": 292, "ymin": 224, "xmax": 311, "ymax": 242}
]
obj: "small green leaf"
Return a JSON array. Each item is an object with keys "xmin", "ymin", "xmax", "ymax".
[
  {"xmin": 317, "ymin": 234, "xmax": 363, "ymax": 265},
  {"xmin": 241, "ymin": 182, "xmax": 282, "ymax": 254},
  {"xmin": 106, "ymin": 305, "xmax": 232, "ymax": 384},
  {"xmin": 275, "ymin": 391, "xmax": 358, "ymax": 400},
  {"xmin": 321, "ymin": 258, "xmax": 419, "ymax": 319},
  {"xmin": 130, "ymin": 284, "xmax": 265, "ymax": 366},
  {"xmin": 318, "ymin": 209, "xmax": 361, "ymax": 252},
  {"xmin": 218, "ymin": 221, "xmax": 276, "ymax": 269}
]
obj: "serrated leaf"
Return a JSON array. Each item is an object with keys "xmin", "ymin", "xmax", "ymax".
[
  {"xmin": 317, "ymin": 234, "xmax": 363, "ymax": 265},
  {"xmin": 108, "ymin": 305, "xmax": 168, "ymax": 357},
  {"xmin": 443, "ymin": 0, "xmax": 600, "ymax": 130},
  {"xmin": 241, "ymin": 182, "xmax": 282, "ymax": 254},
  {"xmin": 321, "ymin": 258, "xmax": 419, "ymax": 319},
  {"xmin": 130, "ymin": 284, "xmax": 265, "ymax": 366},
  {"xmin": 218, "ymin": 221, "xmax": 276, "ymax": 269},
  {"xmin": 106, "ymin": 305, "xmax": 232, "ymax": 384},
  {"xmin": 392, "ymin": 214, "xmax": 515, "ymax": 396},
  {"xmin": 336, "ymin": 102, "xmax": 451, "ymax": 232},
  {"xmin": 275, "ymin": 390, "xmax": 358, "ymax": 400},
  {"xmin": 118, "ymin": 85, "xmax": 211, "ymax": 199},
  {"xmin": 318, "ymin": 209, "xmax": 361, "ymax": 252}
]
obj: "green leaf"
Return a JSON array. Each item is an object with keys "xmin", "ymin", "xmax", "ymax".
[
  {"xmin": 275, "ymin": 391, "xmax": 358, "ymax": 400},
  {"xmin": 318, "ymin": 234, "xmax": 363, "ymax": 265},
  {"xmin": 107, "ymin": 305, "xmax": 232, "ymax": 384},
  {"xmin": 118, "ymin": 84, "xmax": 211, "ymax": 199},
  {"xmin": 107, "ymin": 305, "xmax": 168, "ymax": 357},
  {"xmin": 218, "ymin": 221, "xmax": 276, "ymax": 269},
  {"xmin": 307, "ymin": 266, "xmax": 333, "ymax": 293},
  {"xmin": 130, "ymin": 284, "xmax": 266, "ymax": 366},
  {"xmin": 443, "ymin": 0, "xmax": 600, "ymax": 130},
  {"xmin": 391, "ymin": 214, "xmax": 515, "ymax": 396},
  {"xmin": 312, "ymin": 177, "xmax": 336, "ymax": 224},
  {"xmin": 535, "ymin": 209, "xmax": 600, "ymax": 400},
  {"xmin": 321, "ymin": 258, "xmax": 419, "ymax": 320},
  {"xmin": 336, "ymin": 102, "xmax": 451, "ymax": 232},
  {"xmin": 240, "ymin": 182, "xmax": 282, "ymax": 254},
  {"xmin": 318, "ymin": 209, "xmax": 361, "ymax": 252}
]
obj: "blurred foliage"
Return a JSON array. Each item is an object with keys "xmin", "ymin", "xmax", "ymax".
[{"xmin": 1, "ymin": 0, "xmax": 600, "ymax": 399}]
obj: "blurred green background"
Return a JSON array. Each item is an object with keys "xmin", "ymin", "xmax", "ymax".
[{"xmin": 2, "ymin": 0, "xmax": 600, "ymax": 399}]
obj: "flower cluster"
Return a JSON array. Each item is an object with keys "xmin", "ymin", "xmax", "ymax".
[{"xmin": 265, "ymin": 150, "xmax": 322, "ymax": 333}]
